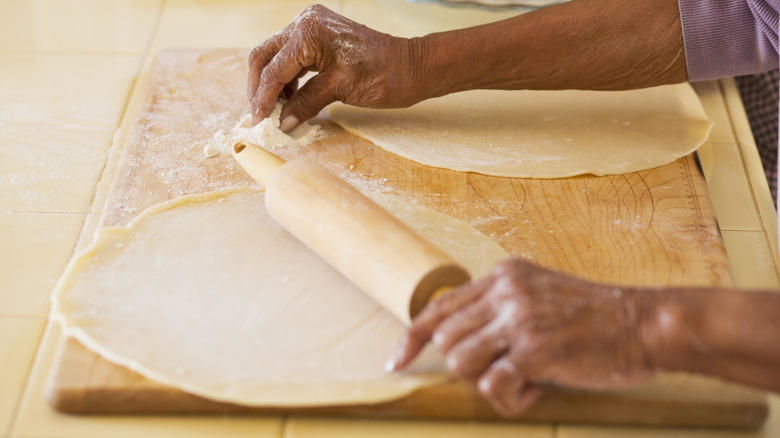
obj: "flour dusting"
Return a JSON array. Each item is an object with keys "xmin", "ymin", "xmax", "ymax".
[{"xmin": 204, "ymin": 102, "xmax": 323, "ymax": 157}]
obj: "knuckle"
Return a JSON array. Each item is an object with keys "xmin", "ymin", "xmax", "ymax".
[
  {"xmin": 295, "ymin": 14, "xmax": 314, "ymax": 30},
  {"xmin": 302, "ymin": 4, "xmax": 323, "ymax": 14},
  {"xmin": 296, "ymin": 4, "xmax": 327, "ymax": 28},
  {"xmin": 479, "ymin": 362, "xmax": 521, "ymax": 397},
  {"xmin": 431, "ymin": 326, "xmax": 454, "ymax": 350},
  {"xmin": 478, "ymin": 373, "xmax": 503, "ymax": 399},
  {"xmin": 306, "ymin": 4, "xmax": 329, "ymax": 14},
  {"xmin": 491, "ymin": 259, "xmax": 518, "ymax": 277},
  {"xmin": 446, "ymin": 353, "xmax": 471, "ymax": 378},
  {"xmin": 489, "ymin": 274, "xmax": 523, "ymax": 299},
  {"xmin": 446, "ymin": 348, "xmax": 481, "ymax": 379},
  {"xmin": 248, "ymin": 44, "xmax": 264, "ymax": 62}
]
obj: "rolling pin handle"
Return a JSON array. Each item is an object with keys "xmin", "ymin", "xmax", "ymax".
[{"xmin": 231, "ymin": 140, "xmax": 285, "ymax": 186}]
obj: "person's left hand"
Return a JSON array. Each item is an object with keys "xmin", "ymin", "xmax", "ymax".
[
  {"xmin": 386, "ymin": 258, "xmax": 655, "ymax": 416},
  {"xmin": 247, "ymin": 4, "xmax": 427, "ymax": 130}
]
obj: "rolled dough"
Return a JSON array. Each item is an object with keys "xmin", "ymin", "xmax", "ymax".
[
  {"xmin": 328, "ymin": 84, "xmax": 713, "ymax": 177},
  {"xmin": 52, "ymin": 187, "xmax": 507, "ymax": 406}
]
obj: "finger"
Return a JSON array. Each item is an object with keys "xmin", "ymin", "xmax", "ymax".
[
  {"xmin": 247, "ymin": 34, "xmax": 287, "ymax": 104},
  {"xmin": 430, "ymin": 299, "xmax": 495, "ymax": 353},
  {"xmin": 444, "ymin": 330, "xmax": 509, "ymax": 380},
  {"xmin": 278, "ymin": 73, "xmax": 341, "ymax": 131},
  {"xmin": 252, "ymin": 37, "xmax": 316, "ymax": 124},
  {"xmin": 386, "ymin": 276, "xmax": 492, "ymax": 372},
  {"xmin": 281, "ymin": 68, "xmax": 313, "ymax": 103},
  {"xmin": 477, "ymin": 358, "xmax": 542, "ymax": 416}
]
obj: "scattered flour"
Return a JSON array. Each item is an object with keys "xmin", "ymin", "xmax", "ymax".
[{"xmin": 204, "ymin": 102, "xmax": 323, "ymax": 157}]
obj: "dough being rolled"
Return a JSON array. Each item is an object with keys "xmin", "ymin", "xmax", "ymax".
[
  {"xmin": 52, "ymin": 187, "xmax": 507, "ymax": 406},
  {"xmin": 328, "ymin": 85, "xmax": 713, "ymax": 177}
]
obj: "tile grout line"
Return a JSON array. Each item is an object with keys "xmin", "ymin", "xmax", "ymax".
[
  {"xmin": 717, "ymin": 79, "xmax": 780, "ymax": 281},
  {"xmin": 697, "ymin": 140, "xmax": 765, "ymax": 233},
  {"xmin": 4, "ymin": 3, "xmax": 170, "ymax": 435},
  {"xmin": 80, "ymin": 0, "xmax": 168, "ymax": 220},
  {"xmin": 5, "ymin": 320, "xmax": 50, "ymax": 438},
  {"xmin": 717, "ymin": 79, "xmax": 769, "ymax": 232},
  {"xmin": 72, "ymin": 0, "xmax": 168, "ymax": 237}
]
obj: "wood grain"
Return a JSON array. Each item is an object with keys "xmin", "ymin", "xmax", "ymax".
[{"xmin": 45, "ymin": 49, "xmax": 766, "ymax": 428}]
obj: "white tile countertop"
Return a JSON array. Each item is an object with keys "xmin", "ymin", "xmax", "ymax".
[{"xmin": 1, "ymin": 1, "xmax": 777, "ymax": 437}]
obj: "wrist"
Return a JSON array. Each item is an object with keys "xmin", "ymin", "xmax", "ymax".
[
  {"xmin": 403, "ymin": 34, "xmax": 448, "ymax": 102},
  {"xmin": 380, "ymin": 35, "xmax": 438, "ymax": 108},
  {"xmin": 407, "ymin": 32, "xmax": 480, "ymax": 101}
]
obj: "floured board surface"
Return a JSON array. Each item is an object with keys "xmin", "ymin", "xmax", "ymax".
[{"xmin": 45, "ymin": 49, "xmax": 767, "ymax": 428}]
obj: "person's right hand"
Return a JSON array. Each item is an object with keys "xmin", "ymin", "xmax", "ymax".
[
  {"xmin": 247, "ymin": 4, "xmax": 426, "ymax": 131},
  {"xmin": 387, "ymin": 259, "xmax": 656, "ymax": 416}
]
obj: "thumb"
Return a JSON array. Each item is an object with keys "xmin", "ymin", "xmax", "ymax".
[{"xmin": 279, "ymin": 73, "xmax": 337, "ymax": 132}]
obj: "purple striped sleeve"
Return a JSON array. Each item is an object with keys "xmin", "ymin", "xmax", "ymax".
[{"xmin": 678, "ymin": 0, "xmax": 778, "ymax": 81}]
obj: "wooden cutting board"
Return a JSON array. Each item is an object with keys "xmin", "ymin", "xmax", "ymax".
[{"xmin": 45, "ymin": 49, "xmax": 767, "ymax": 428}]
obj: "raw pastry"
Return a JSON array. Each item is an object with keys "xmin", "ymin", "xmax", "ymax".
[
  {"xmin": 204, "ymin": 102, "xmax": 323, "ymax": 157},
  {"xmin": 52, "ymin": 187, "xmax": 507, "ymax": 406},
  {"xmin": 328, "ymin": 84, "xmax": 713, "ymax": 177}
]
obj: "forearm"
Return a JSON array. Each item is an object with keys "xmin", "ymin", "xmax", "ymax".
[
  {"xmin": 412, "ymin": 0, "xmax": 687, "ymax": 99},
  {"xmin": 640, "ymin": 287, "xmax": 780, "ymax": 391}
]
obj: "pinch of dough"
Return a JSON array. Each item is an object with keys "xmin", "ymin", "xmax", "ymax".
[
  {"xmin": 52, "ymin": 187, "xmax": 507, "ymax": 407},
  {"xmin": 204, "ymin": 102, "xmax": 323, "ymax": 157},
  {"xmin": 328, "ymin": 84, "xmax": 713, "ymax": 177}
]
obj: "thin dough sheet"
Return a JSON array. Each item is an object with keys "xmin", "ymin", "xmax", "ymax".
[
  {"xmin": 52, "ymin": 187, "xmax": 507, "ymax": 407},
  {"xmin": 328, "ymin": 84, "xmax": 713, "ymax": 177}
]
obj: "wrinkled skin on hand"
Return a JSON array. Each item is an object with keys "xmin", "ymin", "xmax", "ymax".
[
  {"xmin": 387, "ymin": 259, "xmax": 654, "ymax": 416},
  {"xmin": 247, "ymin": 4, "xmax": 423, "ymax": 128}
]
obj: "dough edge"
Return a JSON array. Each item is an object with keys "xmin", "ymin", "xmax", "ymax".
[
  {"xmin": 50, "ymin": 186, "xmax": 460, "ymax": 408},
  {"xmin": 329, "ymin": 84, "xmax": 714, "ymax": 178}
]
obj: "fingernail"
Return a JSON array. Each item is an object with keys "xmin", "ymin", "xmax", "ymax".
[{"xmin": 279, "ymin": 115, "xmax": 299, "ymax": 133}]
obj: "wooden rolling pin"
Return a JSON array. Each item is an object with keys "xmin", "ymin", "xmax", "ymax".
[{"xmin": 232, "ymin": 140, "xmax": 470, "ymax": 324}]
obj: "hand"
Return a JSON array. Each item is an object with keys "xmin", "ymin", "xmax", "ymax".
[
  {"xmin": 247, "ymin": 4, "xmax": 425, "ymax": 130},
  {"xmin": 386, "ymin": 259, "xmax": 654, "ymax": 416}
]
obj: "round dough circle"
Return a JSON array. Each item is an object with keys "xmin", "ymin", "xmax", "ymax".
[
  {"xmin": 328, "ymin": 85, "xmax": 713, "ymax": 178},
  {"xmin": 52, "ymin": 187, "xmax": 507, "ymax": 407}
]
